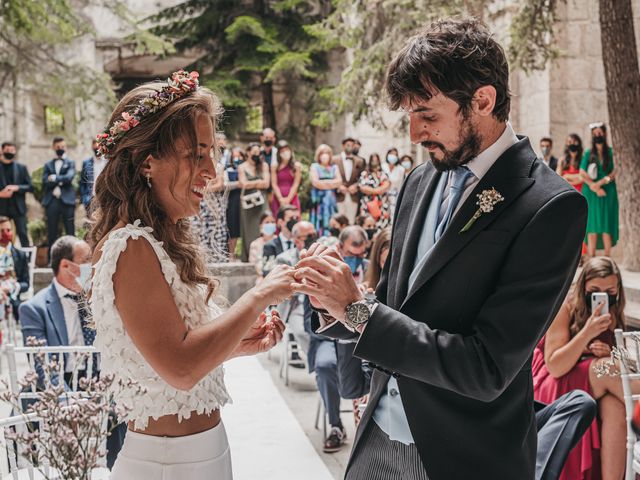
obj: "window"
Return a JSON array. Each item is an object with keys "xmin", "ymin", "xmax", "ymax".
[
  {"xmin": 245, "ymin": 105, "xmax": 263, "ymax": 134},
  {"xmin": 44, "ymin": 106, "xmax": 65, "ymax": 134}
]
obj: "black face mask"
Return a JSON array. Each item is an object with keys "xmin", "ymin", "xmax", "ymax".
[
  {"xmin": 366, "ymin": 228, "xmax": 376, "ymax": 240},
  {"xmin": 568, "ymin": 144, "xmax": 579, "ymax": 153},
  {"xmin": 352, "ymin": 148, "xmax": 360, "ymax": 155},
  {"xmin": 251, "ymin": 154, "xmax": 261, "ymax": 163},
  {"xmin": 2, "ymin": 152, "xmax": 15, "ymax": 161},
  {"xmin": 93, "ymin": 149, "xmax": 100, "ymax": 157},
  {"xmin": 303, "ymin": 234, "xmax": 318, "ymax": 250},
  {"xmin": 329, "ymin": 227, "xmax": 340, "ymax": 237},
  {"xmin": 263, "ymin": 140, "xmax": 273, "ymax": 147},
  {"xmin": 593, "ymin": 136, "xmax": 605, "ymax": 145},
  {"xmin": 286, "ymin": 217, "xmax": 299, "ymax": 233},
  {"xmin": 55, "ymin": 149, "xmax": 65, "ymax": 157}
]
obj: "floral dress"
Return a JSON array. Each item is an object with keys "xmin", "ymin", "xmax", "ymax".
[
  {"xmin": 358, "ymin": 170, "xmax": 391, "ymax": 233},
  {"xmin": 192, "ymin": 164, "xmax": 229, "ymax": 263}
]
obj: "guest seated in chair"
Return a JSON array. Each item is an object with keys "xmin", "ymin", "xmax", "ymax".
[
  {"xmin": 533, "ymin": 257, "xmax": 634, "ymax": 480},
  {"xmin": 0, "ymin": 216, "xmax": 29, "ymax": 321},
  {"xmin": 19, "ymin": 235, "xmax": 125, "ymax": 468}
]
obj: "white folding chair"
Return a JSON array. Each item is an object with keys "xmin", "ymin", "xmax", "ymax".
[
  {"xmin": 614, "ymin": 328, "xmax": 640, "ymax": 480},
  {"xmin": 16, "ymin": 247, "xmax": 36, "ymax": 302},
  {"xmin": 279, "ymin": 327, "xmax": 306, "ymax": 386},
  {"xmin": 5, "ymin": 344, "xmax": 99, "ymax": 404},
  {"xmin": 0, "ymin": 410, "xmax": 110, "ymax": 479}
]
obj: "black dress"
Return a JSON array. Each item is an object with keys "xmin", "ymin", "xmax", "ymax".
[{"xmin": 225, "ymin": 165, "xmax": 241, "ymax": 239}]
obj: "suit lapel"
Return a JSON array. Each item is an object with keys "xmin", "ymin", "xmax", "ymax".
[
  {"xmin": 401, "ymin": 138, "xmax": 537, "ymax": 308},
  {"xmin": 394, "ymin": 164, "xmax": 441, "ymax": 306},
  {"xmin": 11, "ymin": 162, "xmax": 17, "ymax": 184},
  {"xmin": 46, "ymin": 285, "xmax": 68, "ymax": 345}
]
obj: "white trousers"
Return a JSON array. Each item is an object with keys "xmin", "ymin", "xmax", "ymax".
[
  {"xmin": 110, "ymin": 421, "xmax": 232, "ymax": 479},
  {"xmin": 338, "ymin": 195, "xmax": 359, "ymax": 225}
]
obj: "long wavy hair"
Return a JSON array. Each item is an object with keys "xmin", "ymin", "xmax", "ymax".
[
  {"xmin": 561, "ymin": 133, "xmax": 583, "ymax": 171},
  {"xmin": 569, "ymin": 257, "xmax": 626, "ymax": 337},
  {"xmin": 89, "ymin": 82, "xmax": 222, "ymax": 301},
  {"xmin": 364, "ymin": 228, "xmax": 391, "ymax": 289},
  {"xmin": 588, "ymin": 124, "xmax": 612, "ymax": 172}
]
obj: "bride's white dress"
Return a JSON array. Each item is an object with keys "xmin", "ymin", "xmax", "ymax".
[{"xmin": 91, "ymin": 220, "xmax": 233, "ymax": 479}]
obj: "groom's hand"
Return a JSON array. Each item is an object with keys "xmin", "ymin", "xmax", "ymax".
[
  {"xmin": 293, "ymin": 254, "xmax": 363, "ymax": 322},
  {"xmin": 298, "ymin": 242, "xmax": 343, "ymax": 309}
]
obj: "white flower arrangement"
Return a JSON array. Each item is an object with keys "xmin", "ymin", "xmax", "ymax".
[{"xmin": 460, "ymin": 188, "xmax": 505, "ymax": 233}]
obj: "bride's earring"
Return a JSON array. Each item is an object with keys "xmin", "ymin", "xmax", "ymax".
[{"xmin": 146, "ymin": 173, "xmax": 152, "ymax": 188}]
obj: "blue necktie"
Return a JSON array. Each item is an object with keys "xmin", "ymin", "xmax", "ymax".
[{"xmin": 434, "ymin": 166, "xmax": 475, "ymax": 241}]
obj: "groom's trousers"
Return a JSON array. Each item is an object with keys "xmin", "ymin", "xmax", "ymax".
[{"xmin": 346, "ymin": 421, "xmax": 429, "ymax": 480}]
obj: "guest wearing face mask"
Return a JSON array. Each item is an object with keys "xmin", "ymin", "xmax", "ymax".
[
  {"xmin": 262, "ymin": 205, "xmax": 299, "ymax": 275},
  {"xmin": 260, "ymin": 128, "xmax": 277, "ymax": 166},
  {"xmin": 328, "ymin": 213, "xmax": 349, "ymax": 239},
  {"xmin": 0, "ymin": 216, "xmax": 29, "ymax": 321},
  {"xmin": 270, "ymin": 140, "xmax": 302, "ymax": 217},
  {"xmin": 311, "ymin": 144, "xmax": 342, "ymax": 236},
  {"xmin": 333, "ymin": 138, "xmax": 365, "ymax": 225},
  {"xmin": 338, "ymin": 226, "xmax": 369, "ymax": 284},
  {"xmin": 358, "ymin": 154, "xmax": 390, "ymax": 236},
  {"xmin": 249, "ymin": 213, "xmax": 277, "ymax": 278},
  {"xmin": 0, "ymin": 142, "xmax": 33, "ymax": 247},
  {"xmin": 400, "ymin": 155, "xmax": 414, "ymax": 175},
  {"xmin": 557, "ymin": 134, "xmax": 584, "ymax": 192},
  {"xmin": 79, "ymin": 139, "xmax": 106, "ymax": 214},
  {"xmin": 580, "ymin": 123, "xmax": 619, "ymax": 258},
  {"xmin": 43, "ymin": 137, "xmax": 76, "ymax": 257},
  {"xmin": 540, "ymin": 137, "xmax": 558, "ymax": 172},
  {"xmin": 352, "ymin": 140, "xmax": 363, "ymax": 158},
  {"xmin": 225, "ymin": 148, "xmax": 245, "ymax": 260},
  {"xmin": 239, "ymin": 143, "xmax": 270, "ymax": 262}
]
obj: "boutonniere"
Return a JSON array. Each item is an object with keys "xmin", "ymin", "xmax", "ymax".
[{"xmin": 460, "ymin": 188, "xmax": 504, "ymax": 233}]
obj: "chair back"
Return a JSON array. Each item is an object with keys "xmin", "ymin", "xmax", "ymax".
[
  {"xmin": 0, "ymin": 411, "xmax": 42, "ymax": 477},
  {"xmin": 5, "ymin": 344, "xmax": 99, "ymax": 403},
  {"xmin": 614, "ymin": 328, "xmax": 640, "ymax": 480},
  {"xmin": 17, "ymin": 247, "xmax": 36, "ymax": 301}
]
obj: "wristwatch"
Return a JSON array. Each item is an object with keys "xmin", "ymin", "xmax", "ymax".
[{"xmin": 344, "ymin": 297, "xmax": 378, "ymax": 331}]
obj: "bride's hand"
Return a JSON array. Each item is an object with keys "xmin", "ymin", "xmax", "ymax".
[
  {"xmin": 255, "ymin": 264, "xmax": 295, "ymax": 304},
  {"xmin": 231, "ymin": 310, "xmax": 285, "ymax": 358}
]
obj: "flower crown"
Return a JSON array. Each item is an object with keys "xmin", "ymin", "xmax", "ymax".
[{"xmin": 96, "ymin": 69, "xmax": 200, "ymax": 157}]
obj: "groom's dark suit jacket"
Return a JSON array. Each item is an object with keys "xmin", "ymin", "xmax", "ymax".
[{"xmin": 314, "ymin": 137, "xmax": 587, "ymax": 480}]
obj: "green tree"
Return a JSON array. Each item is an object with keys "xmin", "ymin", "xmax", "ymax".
[
  {"xmin": 509, "ymin": 0, "xmax": 640, "ymax": 270},
  {"xmin": 149, "ymin": 0, "xmax": 332, "ymax": 143}
]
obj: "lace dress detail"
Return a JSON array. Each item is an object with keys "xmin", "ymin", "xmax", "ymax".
[{"xmin": 91, "ymin": 220, "xmax": 231, "ymax": 430}]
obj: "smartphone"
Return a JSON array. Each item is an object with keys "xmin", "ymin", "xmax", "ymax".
[{"xmin": 591, "ymin": 292, "xmax": 609, "ymax": 315}]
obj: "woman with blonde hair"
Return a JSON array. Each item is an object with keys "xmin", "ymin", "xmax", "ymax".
[
  {"xmin": 533, "ymin": 257, "xmax": 632, "ymax": 480},
  {"xmin": 89, "ymin": 70, "xmax": 292, "ymax": 479},
  {"xmin": 309, "ymin": 144, "xmax": 342, "ymax": 236}
]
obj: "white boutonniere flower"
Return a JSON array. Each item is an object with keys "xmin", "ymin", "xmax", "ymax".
[{"xmin": 460, "ymin": 188, "xmax": 505, "ymax": 233}]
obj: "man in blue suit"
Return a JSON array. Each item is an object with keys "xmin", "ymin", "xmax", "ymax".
[
  {"xmin": 79, "ymin": 139, "xmax": 106, "ymax": 213},
  {"xmin": 42, "ymin": 137, "xmax": 76, "ymax": 255},
  {"xmin": 19, "ymin": 235, "xmax": 125, "ymax": 468}
]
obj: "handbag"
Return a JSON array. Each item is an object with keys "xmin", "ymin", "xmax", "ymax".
[
  {"xmin": 366, "ymin": 197, "xmax": 382, "ymax": 220},
  {"xmin": 587, "ymin": 162, "xmax": 599, "ymax": 181},
  {"xmin": 241, "ymin": 190, "xmax": 265, "ymax": 209}
]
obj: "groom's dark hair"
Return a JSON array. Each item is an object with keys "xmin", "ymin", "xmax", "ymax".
[{"xmin": 385, "ymin": 17, "xmax": 511, "ymax": 122}]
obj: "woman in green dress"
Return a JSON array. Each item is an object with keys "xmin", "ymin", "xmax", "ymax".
[{"xmin": 580, "ymin": 123, "xmax": 619, "ymax": 258}]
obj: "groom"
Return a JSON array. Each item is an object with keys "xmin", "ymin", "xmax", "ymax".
[{"xmin": 293, "ymin": 18, "xmax": 587, "ymax": 480}]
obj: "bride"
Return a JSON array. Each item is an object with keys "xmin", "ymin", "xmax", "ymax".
[{"xmin": 88, "ymin": 70, "xmax": 293, "ymax": 479}]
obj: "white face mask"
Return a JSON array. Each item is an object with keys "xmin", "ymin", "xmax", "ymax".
[
  {"xmin": 281, "ymin": 151, "xmax": 292, "ymax": 161},
  {"xmin": 75, "ymin": 263, "xmax": 92, "ymax": 291},
  {"xmin": 401, "ymin": 161, "xmax": 412, "ymax": 170}
]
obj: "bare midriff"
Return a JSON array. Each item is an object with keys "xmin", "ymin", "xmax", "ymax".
[{"xmin": 129, "ymin": 409, "xmax": 221, "ymax": 437}]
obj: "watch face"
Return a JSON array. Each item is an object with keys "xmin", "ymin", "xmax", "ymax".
[{"xmin": 347, "ymin": 303, "xmax": 370, "ymax": 325}]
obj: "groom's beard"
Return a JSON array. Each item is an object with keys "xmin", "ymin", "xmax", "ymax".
[{"xmin": 423, "ymin": 120, "xmax": 482, "ymax": 172}]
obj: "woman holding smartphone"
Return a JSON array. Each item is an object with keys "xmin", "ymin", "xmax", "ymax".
[{"xmin": 532, "ymin": 257, "xmax": 631, "ymax": 480}]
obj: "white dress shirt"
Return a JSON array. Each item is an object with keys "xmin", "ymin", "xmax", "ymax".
[
  {"xmin": 341, "ymin": 152, "xmax": 353, "ymax": 182},
  {"xmin": 279, "ymin": 233, "xmax": 293, "ymax": 252},
  {"xmin": 53, "ymin": 279, "xmax": 84, "ymax": 372}
]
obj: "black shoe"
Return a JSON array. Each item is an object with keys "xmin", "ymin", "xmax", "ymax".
[{"xmin": 323, "ymin": 425, "xmax": 346, "ymax": 453}]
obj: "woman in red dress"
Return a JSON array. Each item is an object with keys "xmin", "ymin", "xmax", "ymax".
[
  {"xmin": 270, "ymin": 140, "xmax": 301, "ymax": 217},
  {"xmin": 558, "ymin": 133, "xmax": 585, "ymax": 192},
  {"xmin": 533, "ymin": 257, "xmax": 632, "ymax": 480}
]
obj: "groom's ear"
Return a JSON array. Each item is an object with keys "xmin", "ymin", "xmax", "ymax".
[{"xmin": 473, "ymin": 85, "xmax": 497, "ymax": 117}]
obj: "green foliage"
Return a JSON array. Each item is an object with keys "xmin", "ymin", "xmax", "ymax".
[
  {"xmin": 149, "ymin": 0, "xmax": 332, "ymax": 140},
  {"xmin": 31, "ymin": 166, "xmax": 44, "ymax": 204},
  {"xmin": 27, "ymin": 218, "xmax": 47, "ymax": 247},
  {"xmin": 508, "ymin": 0, "xmax": 561, "ymax": 73}
]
